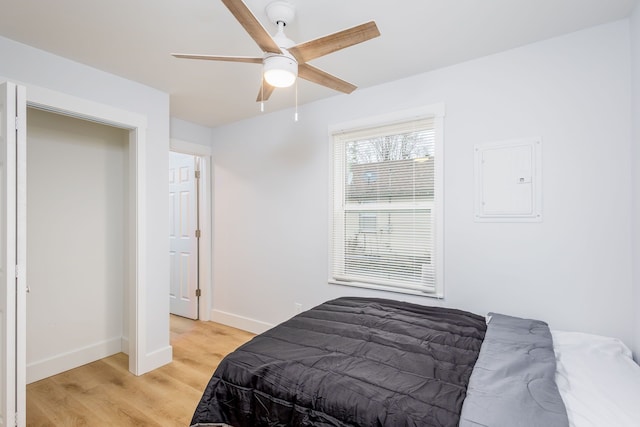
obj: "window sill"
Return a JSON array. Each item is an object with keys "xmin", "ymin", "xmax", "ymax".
[{"xmin": 328, "ymin": 280, "xmax": 443, "ymax": 299}]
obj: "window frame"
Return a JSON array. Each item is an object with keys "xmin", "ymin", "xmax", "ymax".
[{"xmin": 328, "ymin": 104, "xmax": 445, "ymax": 298}]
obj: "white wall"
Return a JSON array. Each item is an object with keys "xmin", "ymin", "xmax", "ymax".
[
  {"xmin": 210, "ymin": 20, "xmax": 635, "ymax": 349},
  {"xmin": 0, "ymin": 35, "xmax": 172, "ymax": 371},
  {"xmin": 171, "ymin": 117, "xmax": 213, "ymax": 147},
  {"xmin": 26, "ymin": 108, "xmax": 128, "ymax": 382},
  {"xmin": 631, "ymin": 4, "xmax": 640, "ymax": 361}
]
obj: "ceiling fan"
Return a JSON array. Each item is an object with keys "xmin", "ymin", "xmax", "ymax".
[{"xmin": 172, "ymin": 0, "xmax": 380, "ymax": 103}]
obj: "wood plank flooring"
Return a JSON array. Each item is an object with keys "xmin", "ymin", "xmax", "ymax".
[{"xmin": 26, "ymin": 316, "xmax": 255, "ymax": 426}]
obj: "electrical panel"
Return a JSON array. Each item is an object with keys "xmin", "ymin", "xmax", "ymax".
[{"xmin": 474, "ymin": 137, "xmax": 542, "ymax": 222}]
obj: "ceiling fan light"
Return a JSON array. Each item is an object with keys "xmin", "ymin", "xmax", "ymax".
[
  {"xmin": 263, "ymin": 54, "xmax": 298, "ymax": 88},
  {"xmin": 264, "ymin": 69, "xmax": 296, "ymax": 88}
]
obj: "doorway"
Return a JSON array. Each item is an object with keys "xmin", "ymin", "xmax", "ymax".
[
  {"xmin": 169, "ymin": 139, "xmax": 212, "ymax": 322},
  {"xmin": 25, "ymin": 107, "xmax": 129, "ymax": 383},
  {"xmin": 1, "ymin": 81, "xmax": 149, "ymax": 427}
]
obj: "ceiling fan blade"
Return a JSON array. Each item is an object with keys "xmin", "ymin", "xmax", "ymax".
[
  {"xmin": 221, "ymin": 0, "xmax": 282, "ymax": 54},
  {"xmin": 256, "ymin": 79, "xmax": 276, "ymax": 102},
  {"xmin": 288, "ymin": 21, "xmax": 380, "ymax": 63},
  {"xmin": 172, "ymin": 53, "xmax": 263, "ymax": 63},
  {"xmin": 298, "ymin": 63, "xmax": 357, "ymax": 94}
]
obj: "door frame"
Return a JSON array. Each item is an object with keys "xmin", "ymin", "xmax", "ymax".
[
  {"xmin": 26, "ymin": 84, "xmax": 148, "ymax": 376},
  {"xmin": 170, "ymin": 139, "xmax": 212, "ymax": 321},
  {"xmin": 1, "ymin": 82, "xmax": 26, "ymax": 427}
]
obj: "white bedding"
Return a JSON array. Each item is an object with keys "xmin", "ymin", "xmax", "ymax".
[{"xmin": 552, "ymin": 331, "xmax": 640, "ymax": 427}]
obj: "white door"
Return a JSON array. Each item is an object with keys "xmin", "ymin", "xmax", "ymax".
[
  {"xmin": 0, "ymin": 82, "xmax": 27, "ymax": 427},
  {"xmin": 169, "ymin": 152, "xmax": 199, "ymax": 319}
]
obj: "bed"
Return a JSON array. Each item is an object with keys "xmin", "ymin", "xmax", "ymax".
[{"xmin": 190, "ymin": 297, "xmax": 640, "ymax": 427}]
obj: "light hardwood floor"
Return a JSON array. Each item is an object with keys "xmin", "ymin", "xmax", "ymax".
[{"xmin": 26, "ymin": 316, "xmax": 255, "ymax": 426}]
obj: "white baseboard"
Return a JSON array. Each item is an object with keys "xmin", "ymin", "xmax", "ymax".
[
  {"xmin": 210, "ymin": 309, "xmax": 274, "ymax": 335},
  {"xmin": 120, "ymin": 336, "xmax": 171, "ymax": 374},
  {"xmin": 26, "ymin": 336, "xmax": 122, "ymax": 384},
  {"xmin": 121, "ymin": 336, "xmax": 129, "ymax": 355},
  {"xmin": 139, "ymin": 345, "xmax": 173, "ymax": 375}
]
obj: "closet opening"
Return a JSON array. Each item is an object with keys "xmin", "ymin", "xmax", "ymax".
[{"xmin": 25, "ymin": 107, "xmax": 131, "ymax": 384}]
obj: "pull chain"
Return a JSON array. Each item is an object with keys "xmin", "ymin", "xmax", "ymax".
[
  {"xmin": 260, "ymin": 77, "xmax": 265, "ymax": 112},
  {"xmin": 294, "ymin": 79, "xmax": 299, "ymax": 122}
]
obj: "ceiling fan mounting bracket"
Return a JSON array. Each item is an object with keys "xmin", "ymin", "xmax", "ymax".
[{"xmin": 266, "ymin": 1, "xmax": 295, "ymax": 27}]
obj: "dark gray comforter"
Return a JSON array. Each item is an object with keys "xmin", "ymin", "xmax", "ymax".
[
  {"xmin": 191, "ymin": 297, "xmax": 487, "ymax": 426},
  {"xmin": 191, "ymin": 298, "xmax": 569, "ymax": 427}
]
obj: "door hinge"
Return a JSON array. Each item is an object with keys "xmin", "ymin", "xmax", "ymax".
[
  {"xmin": 195, "ymin": 289, "xmax": 201, "ymax": 297},
  {"xmin": 195, "ymin": 170, "xmax": 201, "ymax": 179},
  {"xmin": 15, "ymin": 114, "xmax": 25, "ymax": 132},
  {"xmin": 195, "ymin": 229, "xmax": 201, "ymax": 238},
  {"xmin": 15, "ymin": 265, "xmax": 19, "ymax": 279}
]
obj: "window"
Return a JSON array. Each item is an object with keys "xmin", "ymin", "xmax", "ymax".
[{"xmin": 329, "ymin": 105, "xmax": 444, "ymax": 297}]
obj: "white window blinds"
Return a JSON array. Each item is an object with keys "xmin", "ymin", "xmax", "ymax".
[{"xmin": 330, "ymin": 114, "xmax": 442, "ymax": 295}]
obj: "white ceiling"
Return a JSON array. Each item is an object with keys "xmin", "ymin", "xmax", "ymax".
[{"xmin": 0, "ymin": 0, "xmax": 636, "ymax": 127}]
